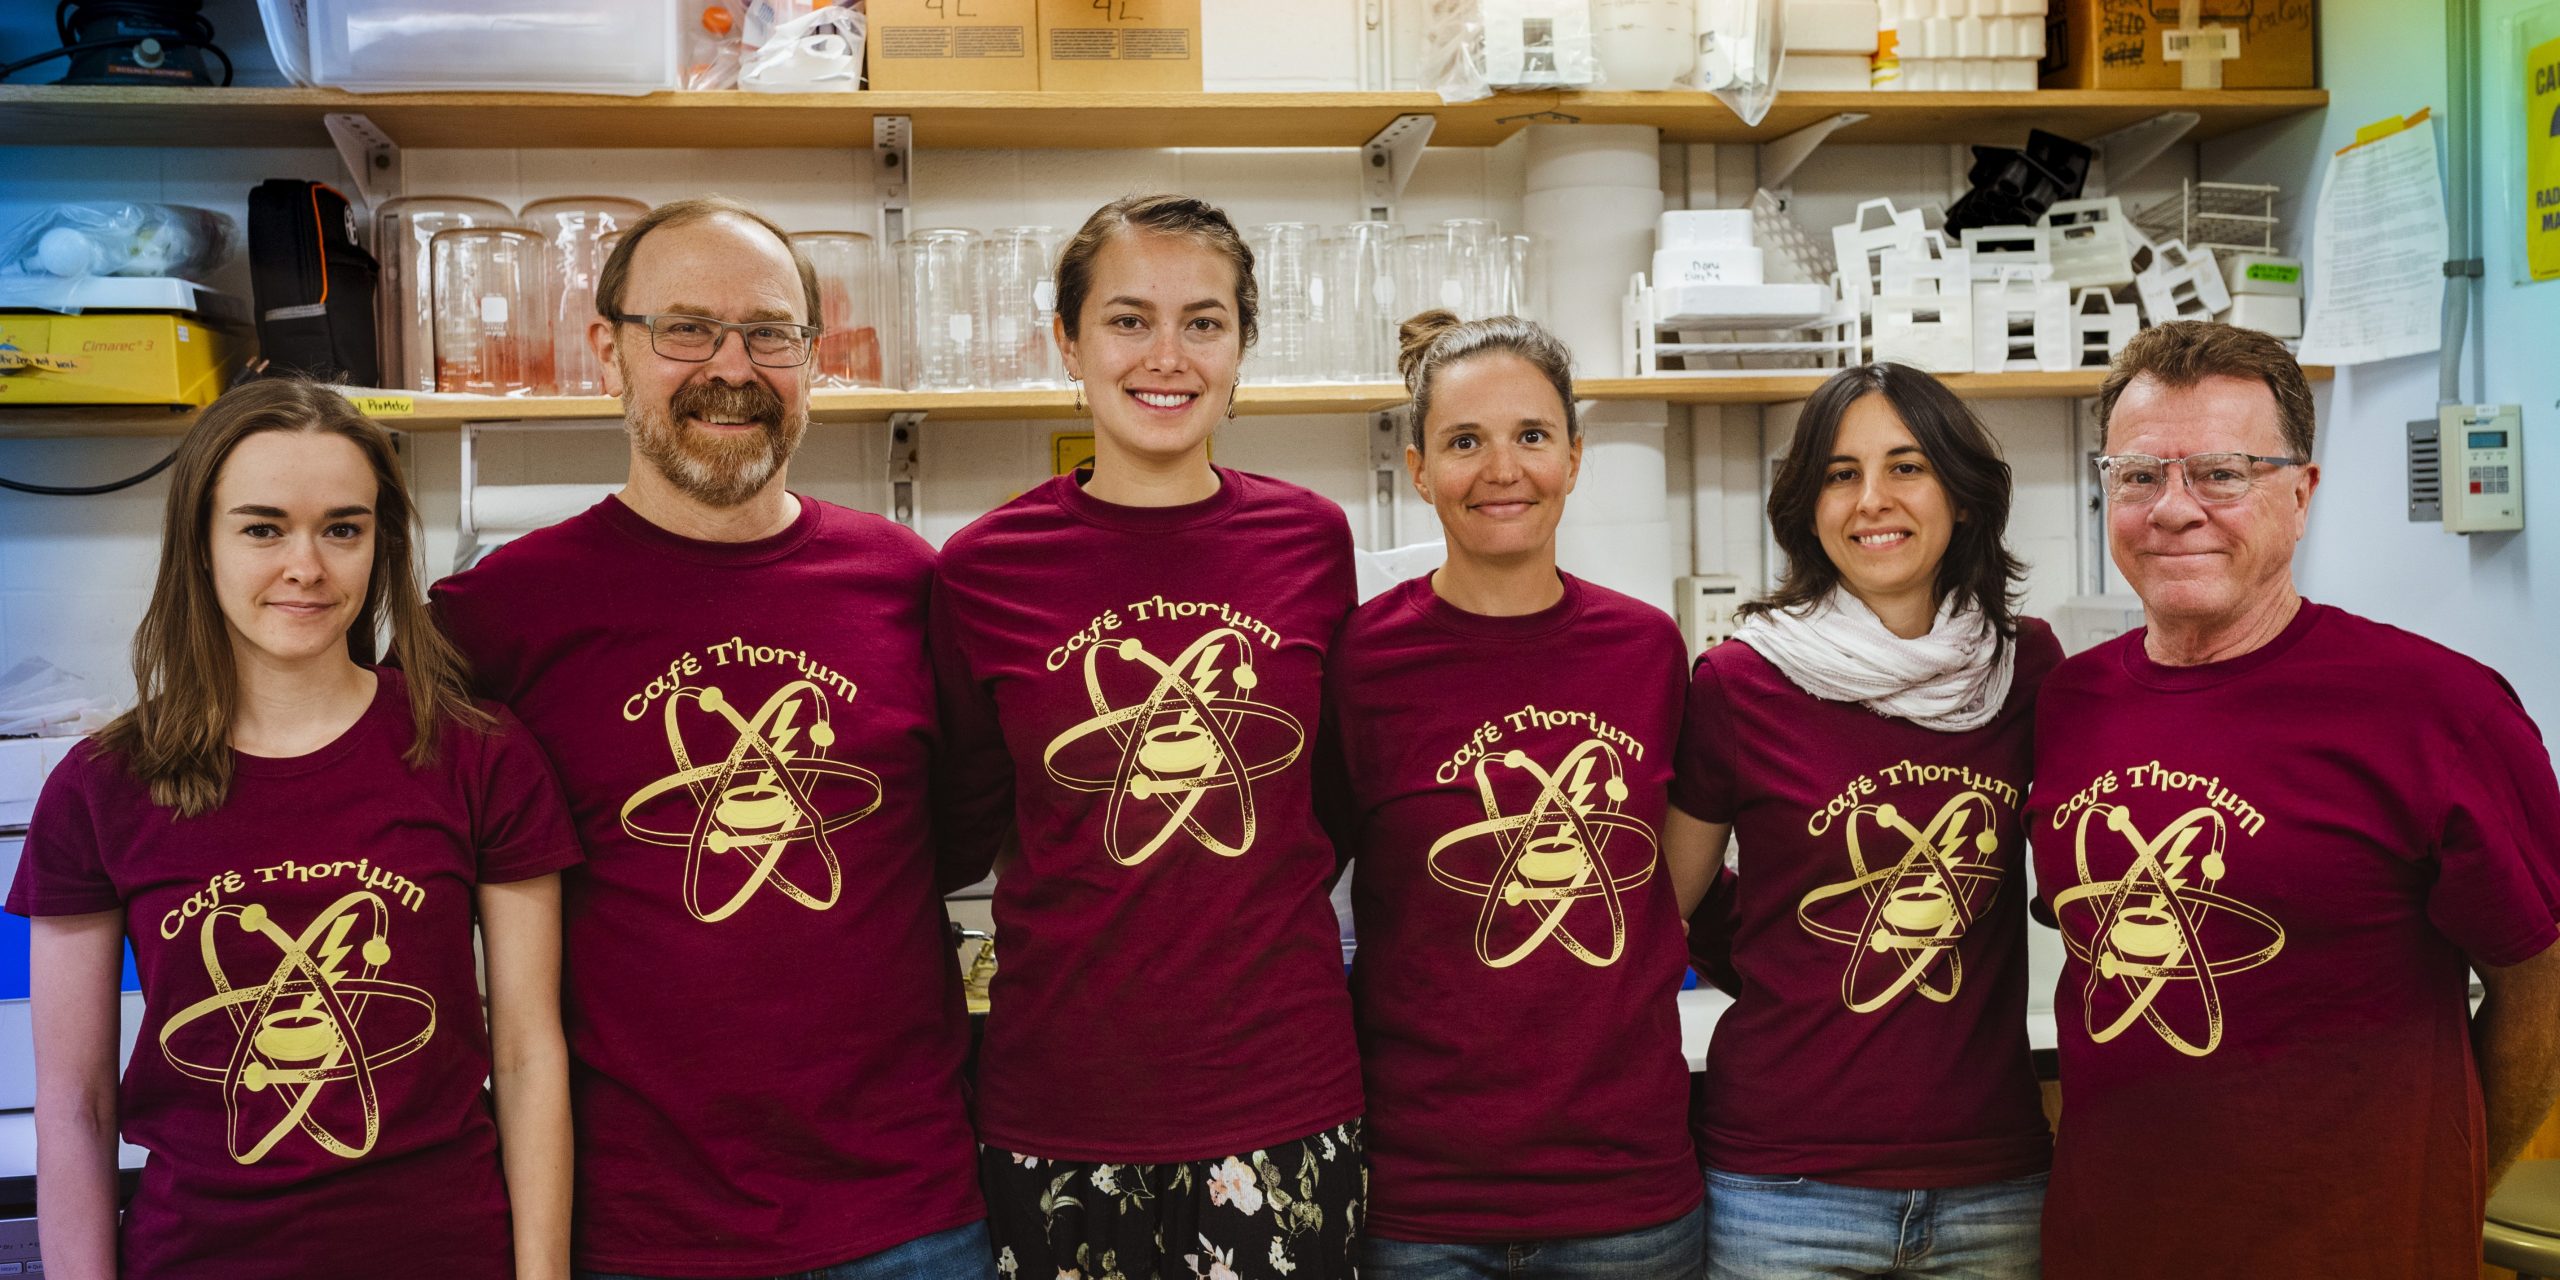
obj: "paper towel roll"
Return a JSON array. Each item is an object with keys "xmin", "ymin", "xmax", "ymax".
[
  {"xmin": 1524, "ymin": 184, "xmax": 1665, "ymax": 376},
  {"xmin": 1556, "ymin": 521, "xmax": 1679, "ymax": 614},
  {"xmin": 469, "ymin": 483, "xmax": 620, "ymax": 533},
  {"xmin": 1522, "ymin": 124, "xmax": 1664, "ymax": 192},
  {"xmin": 1562, "ymin": 420, "xmax": 1671, "ymax": 527},
  {"xmin": 1659, "ymin": 209, "xmax": 1757, "ymax": 248}
]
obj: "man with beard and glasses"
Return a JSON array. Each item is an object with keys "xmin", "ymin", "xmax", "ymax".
[{"xmin": 432, "ymin": 197, "xmax": 993, "ymax": 1280}]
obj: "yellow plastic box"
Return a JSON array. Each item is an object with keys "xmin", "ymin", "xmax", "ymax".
[{"xmin": 0, "ymin": 312, "xmax": 239, "ymax": 407}]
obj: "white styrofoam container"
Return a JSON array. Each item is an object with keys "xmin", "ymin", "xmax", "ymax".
[
  {"xmin": 1205, "ymin": 0, "xmax": 1366, "ymax": 90},
  {"xmin": 1776, "ymin": 53, "xmax": 1877, "ymax": 90},
  {"xmin": 308, "ymin": 0, "xmax": 680, "ymax": 94},
  {"xmin": 1652, "ymin": 247, "xmax": 1767, "ymax": 287},
  {"xmin": 1659, "ymin": 209, "xmax": 1757, "ymax": 248},
  {"xmin": 2227, "ymin": 292, "xmax": 2304, "ymax": 338},
  {"xmin": 1651, "ymin": 281, "xmax": 1834, "ymax": 326},
  {"xmin": 1783, "ymin": 0, "xmax": 1882, "ymax": 53}
]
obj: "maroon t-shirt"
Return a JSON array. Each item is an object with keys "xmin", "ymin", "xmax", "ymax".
[
  {"xmin": 1329, "ymin": 573, "xmax": 1699, "ymax": 1242},
  {"xmin": 2027, "ymin": 603, "xmax": 2560, "ymax": 1279},
  {"xmin": 933, "ymin": 468, "xmax": 1364, "ymax": 1162},
  {"xmin": 1674, "ymin": 620, "xmax": 2061, "ymax": 1187},
  {"xmin": 432, "ymin": 495, "xmax": 982, "ymax": 1275},
  {"xmin": 5, "ymin": 670, "xmax": 580, "ymax": 1280}
]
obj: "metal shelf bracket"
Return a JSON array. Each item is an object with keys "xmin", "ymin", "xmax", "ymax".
[
  {"xmin": 1759, "ymin": 112, "xmax": 1868, "ymax": 192},
  {"xmin": 2087, "ymin": 110, "xmax": 2201, "ymax": 194},
  {"xmin": 888, "ymin": 410, "xmax": 924, "ymax": 531},
  {"xmin": 1362, "ymin": 113, "xmax": 1436, "ymax": 222},
  {"xmin": 875, "ymin": 114, "xmax": 914, "ymax": 244},
  {"xmin": 323, "ymin": 112, "xmax": 403, "ymax": 217},
  {"xmin": 1368, "ymin": 407, "xmax": 1406, "ymax": 549}
]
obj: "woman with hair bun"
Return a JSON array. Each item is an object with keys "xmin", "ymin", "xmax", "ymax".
[
  {"xmin": 933, "ymin": 194, "xmax": 1365, "ymax": 1279},
  {"xmin": 1325, "ymin": 310, "xmax": 1712, "ymax": 1279},
  {"xmin": 1673, "ymin": 363, "xmax": 2059, "ymax": 1279}
]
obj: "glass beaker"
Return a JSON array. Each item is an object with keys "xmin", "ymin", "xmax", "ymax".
[
  {"xmin": 517, "ymin": 196, "xmax": 649, "ymax": 396},
  {"xmin": 1436, "ymin": 218, "xmax": 1507, "ymax": 320},
  {"xmin": 795, "ymin": 231, "xmax": 886, "ymax": 389},
  {"xmin": 979, "ymin": 226, "xmax": 1066, "ymax": 388},
  {"xmin": 374, "ymin": 196, "xmax": 516, "ymax": 393},
  {"xmin": 897, "ymin": 228, "xmax": 982, "ymax": 391},
  {"xmin": 431, "ymin": 227, "xmax": 552, "ymax": 397},
  {"xmin": 1328, "ymin": 221, "xmax": 1402, "ymax": 382},
  {"xmin": 1251, "ymin": 222, "xmax": 1324, "ymax": 384}
]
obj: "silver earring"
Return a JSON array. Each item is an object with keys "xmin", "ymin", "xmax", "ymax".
[
  {"xmin": 1069, "ymin": 372, "xmax": 1083, "ymax": 415},
  {"xmin": 1226, "ymin": 381, "xmax": 1240, "ymax": 420}
]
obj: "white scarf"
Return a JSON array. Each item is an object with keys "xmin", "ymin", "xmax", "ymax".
[{"xmin": 1732, "ymin": 591, "xmax": 2015, "ymax": 733}]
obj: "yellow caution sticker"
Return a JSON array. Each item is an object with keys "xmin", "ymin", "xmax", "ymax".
[{"xmin": 1052, "ymin": 431, "xmax": 1095, "ymax": 477}]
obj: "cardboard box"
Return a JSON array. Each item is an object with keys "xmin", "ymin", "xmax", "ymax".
[
  {"xmin": 0, "ymin": 312, "xmax": 238, "ymax": 406},
  {"xmin": 1038, "ymin": 0, "xmax": 1202, "ymax": 93},
  {"xmin": 2040, "ymin": 0, "xmax": 2315, "ymax": 90},
  {"xmin": 866, "ymin": 0, "xmax": 1041, "ymax": 91}
]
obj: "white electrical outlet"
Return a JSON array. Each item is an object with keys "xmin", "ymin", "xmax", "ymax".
[{"xmin": 1676, "ymin": 574, "xmax": 1746, "ymax": 657}]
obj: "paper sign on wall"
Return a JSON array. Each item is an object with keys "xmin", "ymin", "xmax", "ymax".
[{"xmin": 2528, "ymin": 32, "xmax": 2560, "ymax": 282}]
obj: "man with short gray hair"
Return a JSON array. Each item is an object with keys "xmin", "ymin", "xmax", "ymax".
[{"xmin": 2026, "ymin": 321, "xmax": 2560, "ymax": 1278}]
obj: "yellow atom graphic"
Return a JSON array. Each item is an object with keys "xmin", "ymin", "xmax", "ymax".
[
  {"xmin": 2050, "ymin": 803, "xmax": 2285, "ymax": 1058},
  {"xmin": 1041, "ymin": 629, "xmax": 1307, "ymax": 868},
  {"xmin": 1796, "ymin": 792, "xmax": 2006, "ymax": 1013},
  {"xmin": 620, "ymin": 680, "xmax": 883, "ymax": 923},
  {"xmin": 157, "ymin": 891, "xmax": 437, "ymax": 1165},
  {"xmin": 1426, "ymin": 740, "xmax": 1658, "ymax": 969}
]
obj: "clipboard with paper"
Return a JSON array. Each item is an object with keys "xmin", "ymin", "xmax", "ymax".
[{"xmin": 2296, "ymin": 110, "xmax": 2453, "ymax": 367}]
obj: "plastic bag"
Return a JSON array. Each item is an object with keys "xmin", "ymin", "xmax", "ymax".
[
  {"xmin": 0, "ymin": 659, "xmax": 117, "ymax": 738},
  {"xmin": 682, "ymin": 1, "xmax": 747, "ymax": 89},
  {"xmin": 1427, "ymin": 0, "xmax": 1597, "ymax": 104},
  {"xmin": 1692, "ymin": 0, "xmax": 1784, "ymax": 128},
  {"xmin": 1, "ymin": 203, "xmax": 234, "ymax": 284},
  {"xmin": 740, "ymin": 0, "xmax": 865, "ymax": 91}
]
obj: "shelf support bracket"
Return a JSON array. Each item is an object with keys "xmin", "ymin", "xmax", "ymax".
[
  {"xmin": 888, "ymin": 410, "xmax": 924, "ymax": 532},
  {"xmin": 875, "ymin": 114, "xmax": 914, "ymax": 245},
  {"xmin": 323, "ymin": 113, "xmax": 403, "ymax": 219},
  {"xmin": 1367, "ymin": 407, "xmax": 1406, "ymax": 549},
  {"xmin": 1362, "ymin": 114, "xmax": 1436, "ymax": 223},
  {"xmin": 1758, "ymin": 112, "xmax": 1867, "ymax": 193},
  {"xmin": 2087, "ymin": 110, "xmax": 2201, "ymax": 195}
]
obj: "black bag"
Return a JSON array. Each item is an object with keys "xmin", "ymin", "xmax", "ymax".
[{"xmin": 247, "ymin": 179, "xmax": 379, "ymax": 385}]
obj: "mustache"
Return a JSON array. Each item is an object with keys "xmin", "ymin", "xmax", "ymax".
[{"xmin": 668, "ymin": 378, "xmax": 787, "ymax": 427}]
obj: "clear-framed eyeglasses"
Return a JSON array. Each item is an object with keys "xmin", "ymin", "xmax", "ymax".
[
  {"xmin": 2092, "ymin": 451, "xmax": 2308, "ymax": 505},
  {"xmin": 608, "ymin": 312, "xmax": 821, "ymax": 368}
]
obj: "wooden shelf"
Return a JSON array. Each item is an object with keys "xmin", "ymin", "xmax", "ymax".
[
  {"xmin": 0, "ymin": 85, "xmax": 2326, "ymax": 151},
  {"xmin": 0, "ymin": 369, "xmax": 2335, "ymax": 437}
]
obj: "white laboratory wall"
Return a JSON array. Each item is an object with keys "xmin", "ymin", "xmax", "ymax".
[{"xmin": 2201, "ymin": 2, "xmax": 2557, "ymax": 731}]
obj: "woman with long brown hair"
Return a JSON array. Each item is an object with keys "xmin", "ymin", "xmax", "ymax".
[
  {"xmin": 7, "ymin": 380, "xmax": 580, "ymax": 1279},
  {"xmin": 1668, "ymin": 363, "xmax": 2059, "ymax": 1279}
]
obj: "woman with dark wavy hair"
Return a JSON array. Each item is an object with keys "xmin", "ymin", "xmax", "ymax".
[
  {"xmin": 1666, "ymin": 363, "xmax": 2061, "ymax": 1279},
  {"xmin": 7, "ymin": 379, "xmax": 580, "ymax": 1279}
]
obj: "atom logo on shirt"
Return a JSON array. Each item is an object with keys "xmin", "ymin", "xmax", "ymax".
[
  {"xmin": 1796, "ymin": 789, "xmax": 2007, "ymax": 1013},
  {"xmin": 620, "ymin": 679, "xmax": 885, "ymax": 923},
  {"xmin": 1041, "ymin": 627, "xmax": 1307, "ymax": 867},
  {"xmin": 2048, "ymin": 781, "xmax": 2287, "ymax": 1057},
  {"xmin": 1426, "ymin": 737, "xmax": 1660, "ymax": 969},
  {"xmin": 156, "ymin": 890, "xmax": 438, "ymax": 1164}
]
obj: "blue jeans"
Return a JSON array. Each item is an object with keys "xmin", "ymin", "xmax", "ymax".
[
  {"xmin": 1701, "ymin": 1169, "xmax": 2042, "ymax": 1280},
  {"xmin": 576, "ymin": 1219, "xmax": 996, "ymax": 1280},
  {"xmin": 1359, "ymin": 1201, "xmax": 1707, "ymax": 1280}
]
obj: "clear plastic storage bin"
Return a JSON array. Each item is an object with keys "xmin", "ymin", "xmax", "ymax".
[{"xmin": 309, "ymin": 0, "xmax": 680, "ymax": 94}]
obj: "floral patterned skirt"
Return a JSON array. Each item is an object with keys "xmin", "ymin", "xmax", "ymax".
[{"xmin": 982, "ymin": 1120, "xmax": 1367, "ymax": 1280}]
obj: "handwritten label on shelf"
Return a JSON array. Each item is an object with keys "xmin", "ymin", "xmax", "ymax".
[{"xmin": 351, "ymin": 395, "xmax": 416, "ymax": 417}]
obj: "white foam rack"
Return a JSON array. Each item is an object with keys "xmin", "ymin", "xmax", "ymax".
[{"xmin": 1621, "ymin": 274, "xmax": 1864, "ymax": 378}]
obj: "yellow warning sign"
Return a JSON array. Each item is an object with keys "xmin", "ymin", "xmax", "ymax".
[
  {"xmin": 2529, "ymin": 34, "xmax": 2560, "ymax": 281},
  {"xmin": 1053, "ymin": 431, "xmax": 1095, "ymax": 477}
]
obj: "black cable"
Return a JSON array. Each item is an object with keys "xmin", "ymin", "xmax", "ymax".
[
  {"xmin": 0, "ymin": 445, "xmax": 182, "ymax": 496},
  {"xmin": 1, "ymin": 0, "xmax": 232, "ymax": 85}
]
